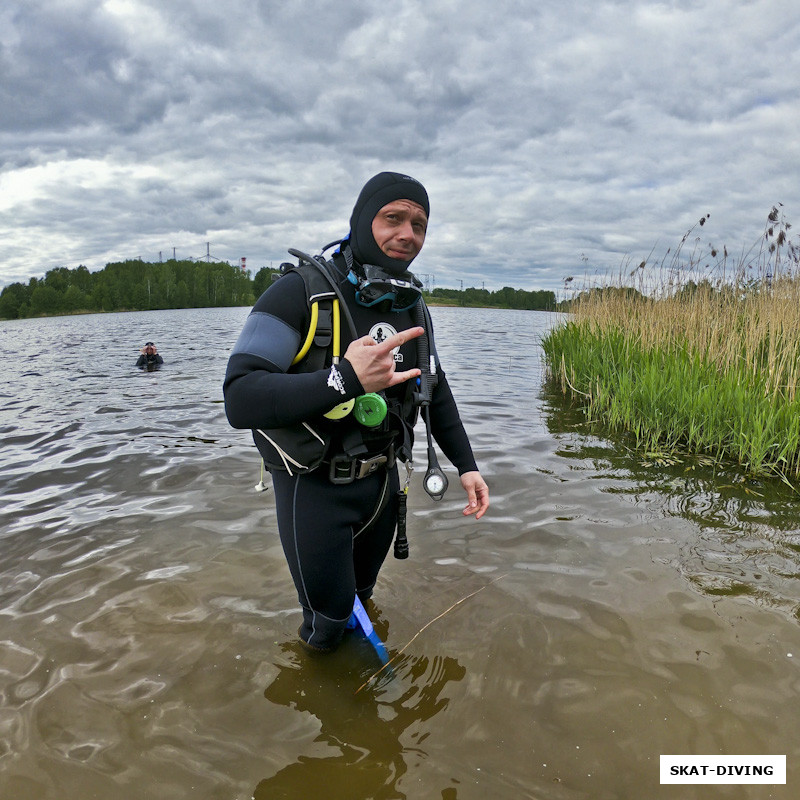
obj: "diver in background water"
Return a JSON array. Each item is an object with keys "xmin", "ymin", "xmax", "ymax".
[
  {"xmin": 224, "ymin": 172, "xmax": 489, "ymax": 653},
  {"xmin": 136, "ymin": 341, "xmax": 163, "ymax": 368}
]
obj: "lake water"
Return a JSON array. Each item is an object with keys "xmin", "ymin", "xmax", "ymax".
[{"xmin": 1, "ymin": 306, "xmax": 799, "ymax": 799}]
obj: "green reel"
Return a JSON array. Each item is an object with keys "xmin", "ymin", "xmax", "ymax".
[{"xmin": 353, "ymin": 393, "xmax": 388, "ymax": 427}]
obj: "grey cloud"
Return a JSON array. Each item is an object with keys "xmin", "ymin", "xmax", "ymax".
[
  {"xmin": 1, "ymin": 0, "xmax": 800, "ymax": 294},
  {"xmin": 1, "ymin": 3, "xmax": 154, "ymax": 133}
]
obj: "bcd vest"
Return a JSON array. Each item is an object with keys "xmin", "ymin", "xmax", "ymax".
[{"xmin": 253, "ymin": 257, "xmax": 438, "ymax": 476}]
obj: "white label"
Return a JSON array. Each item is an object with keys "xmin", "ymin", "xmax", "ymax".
[{"xmin": 660, "ymin": 755, "xmax": 786, "ymax": 784}]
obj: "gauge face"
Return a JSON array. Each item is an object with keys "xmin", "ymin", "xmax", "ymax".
[{"xmin": 425, "ymin": 473, "xmax": 446, "ymax": 495}]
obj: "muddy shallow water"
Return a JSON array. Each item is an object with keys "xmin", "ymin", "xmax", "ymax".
[{"xmin": 1, "ymin": 306, "xmax": 799, "ymax": 799}]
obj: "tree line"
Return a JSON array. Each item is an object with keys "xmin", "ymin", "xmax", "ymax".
[
  {"xmin": 0, "ymin": 260, "xmax": 261, "ymax": 319},
  {"xmin": 0, "ymin": 260, "xmax": 556, "ymax": 320},
  {"xmin": 429, "ymin": 285, "xmax": 555, "ymax": 310}
]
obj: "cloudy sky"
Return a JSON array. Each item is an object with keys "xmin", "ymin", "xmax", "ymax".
[{"xmin": 1, "ymin": 0, "xmax": 799, "ymax": 295}]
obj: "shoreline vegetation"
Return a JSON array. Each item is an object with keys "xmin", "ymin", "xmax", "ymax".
[
  {"xmin": 0, "ymin": 261, "xmax": 556, "ymax": 320},
  {"xmin": 542, "ymin": 206, "xmax": 800, "ymax": 488}
]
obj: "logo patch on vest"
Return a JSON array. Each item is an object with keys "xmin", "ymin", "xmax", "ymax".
[
  {"xmin": 369, "ymin": 323, "xmax": 403, "ymax": 362},
  {"xmin": 327, "ymin": 365, "xmax": 347, "ymax": 395}
]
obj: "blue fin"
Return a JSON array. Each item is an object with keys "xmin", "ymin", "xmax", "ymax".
[{"xmin": 351, "ymin": 596, "xmax": 389, "ymax": 664}]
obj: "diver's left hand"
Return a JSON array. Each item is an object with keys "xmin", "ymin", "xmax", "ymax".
[{"xmin": 460, "ymin": 471, "xmax": 489, "ymax": 519}]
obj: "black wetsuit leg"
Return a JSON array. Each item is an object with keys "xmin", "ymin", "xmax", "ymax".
[{"xmin": 271, "ymin": 466, "xmax": 400, "ymax": 650}]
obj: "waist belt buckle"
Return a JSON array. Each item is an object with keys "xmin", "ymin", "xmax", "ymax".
[
  {"xmin": 329, "ymin": 454, "xmax": 357, "ymax": 484},
  {"xmin": 356, "ymin": 454, "xmax": 388, "ymax": 479}
]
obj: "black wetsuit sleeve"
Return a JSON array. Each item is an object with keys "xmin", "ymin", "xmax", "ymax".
[
  {"xmin": 223, "ymin": 272, "xmax": 364, "ymax": 430},
  {"xmin": 428, "ymin": 368, "xmax": 479, "ymax": 475}
]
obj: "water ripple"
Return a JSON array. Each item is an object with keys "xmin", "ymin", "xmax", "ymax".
[{"xmin": 3, "ymin": 308, "xmax": 800, "ymax": 798}]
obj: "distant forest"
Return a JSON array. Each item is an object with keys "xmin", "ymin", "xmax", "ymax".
[
  {"xmin": 0, "ymin": 260, "xmax": 556, "ymax": 320},
  {"xmin": 0, "ymin": 260, "xmax": 258, "ymax": 320},
  {"xmin": 427, "ymin": 285, "xmax": 556, "ymax": 310}
]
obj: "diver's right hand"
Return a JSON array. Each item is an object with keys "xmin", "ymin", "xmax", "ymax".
[{"xmin": 343, "ymin": 326, "xmax": 424, "ymax": 393}]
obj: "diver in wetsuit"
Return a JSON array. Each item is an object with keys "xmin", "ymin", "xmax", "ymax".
[
  {"xmin": 223, "ymin": 172, "xmax": 489, "ymax": 652},
  {"xmin": 136, "ymin": 341, "xmax": 163, "ymax": 367}
]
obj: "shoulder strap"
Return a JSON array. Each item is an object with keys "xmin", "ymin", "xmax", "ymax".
[
  {"xmin": 287, "ymin": 248, "xmax": 359, "ymax": 340},
  {"xmin": 285, "ymin": 263, "xmax": 336, "ymax": 373}
]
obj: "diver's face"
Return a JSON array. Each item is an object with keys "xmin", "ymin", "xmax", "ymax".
[{"xmin": 371, "ymin": 200, "xmax": 427, "ymax": 262}]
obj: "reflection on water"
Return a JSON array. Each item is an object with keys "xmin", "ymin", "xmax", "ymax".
[
  {"xmin": 543, "ymin": 385, "xmax": 800, "ymax": 620},
  {"xmin": 2, "ymin": 307, "xmax": 800, "ymax": 799},
  {"xmin": 255, "ymin": 633, "xmax": 465, "ymax": 800}
]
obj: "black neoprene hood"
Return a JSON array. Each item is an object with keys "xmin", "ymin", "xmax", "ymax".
[{"xmin": 348, "ymin": 171, "xmax": 429, "ymax": 273}]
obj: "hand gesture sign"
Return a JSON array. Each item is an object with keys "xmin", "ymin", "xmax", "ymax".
[{"xmin": 344, "ymin": 326, "xmax": 424, "ymax": 393}]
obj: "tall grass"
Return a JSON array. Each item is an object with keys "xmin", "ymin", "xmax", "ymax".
[{"xmin": 543, "ymin": 207, "xmax": 800, "ymax": 484}]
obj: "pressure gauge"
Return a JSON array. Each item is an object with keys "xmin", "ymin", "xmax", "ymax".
[{"xmin": 423, "ymin": 466, "xmax": 448, "ymax": 501}]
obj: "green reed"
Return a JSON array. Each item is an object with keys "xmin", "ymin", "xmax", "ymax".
[{"xmin": 543, "ymin": 208, "xmax": 800, "ymax": 484}]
